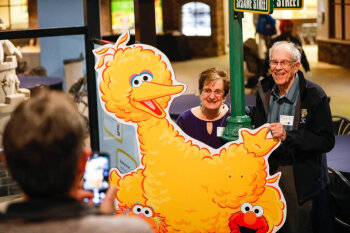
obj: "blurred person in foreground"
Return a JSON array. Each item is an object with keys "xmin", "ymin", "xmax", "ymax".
[
  {"xmin": 250, "ymin": 41, "xmax": 334, "ymax": 233},
  {"xmin": 176, "ymin": 68, "xmax": 230, "ymax": 149},
  {"xmin": 0, "ymin": 90, "xmax": 152, "ymax": 233}
]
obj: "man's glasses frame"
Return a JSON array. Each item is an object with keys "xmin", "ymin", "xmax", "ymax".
[{"xmin": 269, "ymin": 60, "xmax": 297, "ymax": 68}]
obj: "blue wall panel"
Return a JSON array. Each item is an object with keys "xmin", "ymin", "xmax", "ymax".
[{"xmin": 38, "ymin": 0, "xmax": 85, "ymax": 88}]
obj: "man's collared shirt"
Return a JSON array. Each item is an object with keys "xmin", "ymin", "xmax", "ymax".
[{"xmin": 268, "ymin": 73, "xmax": 300, "ymax": 132}]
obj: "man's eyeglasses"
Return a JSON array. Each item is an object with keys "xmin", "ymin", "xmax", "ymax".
[
  {"xmin": 202, "ymin": 88, "xmax": 224, "ymax": 97},
  {"xmin": 270, "ymin": 60, "xmax": 296, "ymax": 68}
]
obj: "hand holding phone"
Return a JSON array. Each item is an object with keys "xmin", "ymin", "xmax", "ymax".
[{"xmin": 83, "ymin": 152, "xmax": 110, "ymax": 206}]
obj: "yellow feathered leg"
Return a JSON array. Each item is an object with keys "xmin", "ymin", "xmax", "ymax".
[{"xmin": 109, "ymin": 168, "xmax": 147, "ymax": 207}]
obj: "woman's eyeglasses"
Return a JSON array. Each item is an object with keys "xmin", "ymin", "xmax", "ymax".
[{"xmin": 202, "ymin": 88, "xmax": 224, "ymax": 97}]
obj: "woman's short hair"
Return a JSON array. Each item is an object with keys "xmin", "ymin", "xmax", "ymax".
[{"xmin": 198, "ymin": 68, "xmax": 230, "ymax": 97}]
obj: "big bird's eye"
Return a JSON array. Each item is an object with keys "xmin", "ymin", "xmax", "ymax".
[
  {"xmin": 132, "ymin": 205, "xmax": 144, "ymax": 215},
  {"xmin": 252, "ymin": 205, "xmax": 264, "ymax": 217},
  {"xmin": 143, "ymin": 207, "xmax": 154, "ymax": 217},
  {"xmin": 240, "ymin": 202, "xmax": 253, "ymax": 214},
  {"xmin": 131, "ymin": 76, "xmax": 143, "ymax": 88},
  {"xmin": 130, "ymin": 72, "xmax": 153, "ymax": 88},
  {"xmin": 140, "ymin": 72, "xmax": 153, "ymax": 82}
]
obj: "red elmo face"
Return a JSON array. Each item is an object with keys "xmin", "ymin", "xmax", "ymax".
[{"xmin": 229, "ymin": 203, "xmax": 269, "ymax": 233}]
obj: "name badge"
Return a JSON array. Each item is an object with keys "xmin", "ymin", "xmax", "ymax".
[
  {"xmin": 280, "ymin": 115, "xmax": 294, "ymax": 126},
  {"xmin": 217, "ymin": 127, "xmax": 225, "ymax": 137}
]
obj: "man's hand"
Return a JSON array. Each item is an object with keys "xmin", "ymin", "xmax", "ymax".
[
  {"xmin": 99, "ymin": 187, "xmax": 117, "ymax": 214},
  {"xmin": 70, "ymin": 180, "xmax": 94, "ymax": 203},
  {"xmin": 267, "ymin": 123, "xmax": 287, "ymax": 141},
  {"xmin": 73, "ymin": 180, "xmax": 117, "ymax": 214}
]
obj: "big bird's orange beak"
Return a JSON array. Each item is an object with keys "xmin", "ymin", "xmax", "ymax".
[{"xmin": 131, "ymin": 81, "xmax": 184, "ymax": 119}]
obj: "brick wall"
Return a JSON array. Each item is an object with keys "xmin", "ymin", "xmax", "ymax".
[
  {"xmin": 0, "ymin": 160, "xmax": 22, "ymax": 197},
  {"xmin": 100, "ymin": 0, "xmax": 227, "ymax": 57},
  {"xmin": 100, "ymin": 0, "xmax": 112, "ymax": 36},
  {"xmin": 27, "ymin": 0, "xmax": 227, "ymax": 58},
  {"xmin": 28, "ymin": 0, "xmax": 38, "ymax": 29},
  {"xmin": 162, "ymin": 0, "xmax": 226, "ymax": 57},
  {"xmin": 318, "ymin": 39, "xmax": 350, "ymax": 67}
]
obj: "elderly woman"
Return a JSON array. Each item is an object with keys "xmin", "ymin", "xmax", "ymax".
[{"xmin": 176, "ymin": 67, "xmax": 230, "ymax": 149}]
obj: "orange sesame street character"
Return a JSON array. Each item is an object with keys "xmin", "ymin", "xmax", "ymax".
[
  {"xmin": 117, "ymin": 203, "xmax": 168, "ymax": 233},
  {"xmin": 229, "ymin": 203, "xmax": 269, "ymax": 233}
]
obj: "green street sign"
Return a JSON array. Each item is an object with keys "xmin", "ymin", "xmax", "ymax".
[
  {"xmin": 274, "ymin": 0, "xmax": 303, "ymax": 9},
  {"xmin": 234, "ymin": 0, "xmax": 273, "ymax": 14}
]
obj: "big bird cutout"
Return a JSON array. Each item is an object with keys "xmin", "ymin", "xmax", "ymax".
[{"xmin": 94, "ymin": 31, "xmax": 286, "ymax": 233}]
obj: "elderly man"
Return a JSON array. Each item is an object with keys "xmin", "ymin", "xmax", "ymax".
[
  {"xmin": 251, "ymin": 41, "xmax": 335, "ymax": 233},
  {"xmin": 270, "ymin": 20, "xmax": 311, "ymax": 75},
  {"xmin": 0, "ymin": 90, "xmax": 152, "ymax": 233}
]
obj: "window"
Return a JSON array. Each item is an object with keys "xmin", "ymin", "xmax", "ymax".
[
  {"xmin": 0, "ymin": 0, "xmax": 28, "ymax": 30},
  {"xmin": 111, "ymin": 0, "xmax": 163, "ymax": 35},
  {"xmin": 181, "ymin": 2, "xmax": 211, "ymax": 36},
  {"xmin": 111, "ymin": 0, "xmax": 135, "ymax": 34},
  {"xmin": 329, "ymin": 0, "xmax": 350, "ymax": 40}
]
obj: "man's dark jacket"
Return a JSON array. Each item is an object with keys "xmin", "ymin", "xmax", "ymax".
[{"xmin": 251, "ymin": 70, "xmax": 335, "ymax": 204}]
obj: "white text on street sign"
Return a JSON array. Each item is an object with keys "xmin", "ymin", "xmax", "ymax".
[
  {"xmin": 234, "ymin": 0, "xmax": 271, "ymax": 14},
  {"xmin": 274, "ymin": 0, "xmax": 303, "ymax": 9}
]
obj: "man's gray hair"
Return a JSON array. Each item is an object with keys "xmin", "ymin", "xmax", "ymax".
[{"xmin": 269, "ymin": 41, "xmax": 301, "ymax": 62}]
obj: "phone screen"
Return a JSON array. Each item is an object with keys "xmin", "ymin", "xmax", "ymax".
[{"xmin": 83, "ymin": 152, "xmax": 110, "ymax": 206}]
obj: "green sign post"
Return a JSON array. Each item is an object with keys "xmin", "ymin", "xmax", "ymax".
[
  {"xmin": 223, "ymin": 0, "xmax": 302, "ymax": 141},
  {"xmin": 222, "ymin": 1, "xmax": 253, "ymax": 141},
  {"xmin": 274, "ymin": 0, "xmax": 303, "ymax": 9}
]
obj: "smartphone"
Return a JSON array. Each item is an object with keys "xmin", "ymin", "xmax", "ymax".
[{"xmin": 83, "ymin": 152, "xmax": 110, "ymax": 206}]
